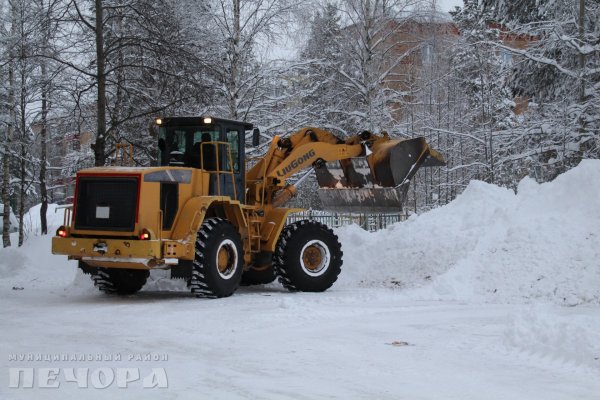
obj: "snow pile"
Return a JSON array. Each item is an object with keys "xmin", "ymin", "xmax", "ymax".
[
  {"xmin": 21, "ymin": 203, "xmax": 65, "ymax": 235},
  {"xmin": 337, "ymin": 159, "xmax": 600, "ymax": 305},
  {"xmin": 0, "ymin": 204, "xmax": 77, "ymax": 290}
]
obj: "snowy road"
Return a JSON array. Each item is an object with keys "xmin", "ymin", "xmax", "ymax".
[{"xmin": 1, "ymin": 283, "xmax": 599, "ymax": 399}]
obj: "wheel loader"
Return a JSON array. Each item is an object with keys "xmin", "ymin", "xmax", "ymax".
[{"xmin": 52, "ymin": 116, "xmax": 444, "ymax": 297}]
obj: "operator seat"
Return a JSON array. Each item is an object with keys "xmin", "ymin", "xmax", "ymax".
[{"xmin": 192, "ymin": 133, "xmax": 217, "ymax": 171}]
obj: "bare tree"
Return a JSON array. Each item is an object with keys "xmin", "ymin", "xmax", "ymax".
[
  {"xmin": 35, "ymin": 0, "xmax": 62, "ymax": 235},
  {"xmin": 333, "ymin": 0, "xmax": 425, "ymax": 131},
  {"xmin": 49, "ymin": 0, "xmax": 213, "ymax": 167},
  {"xmin": 204, "ymin": 0, "xmax": 300, "ymax": 121}
]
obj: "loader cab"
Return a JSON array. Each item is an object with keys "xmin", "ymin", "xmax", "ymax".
[{"xmin": 156, "ymin": 116, "xmax": 252, "ymax": 203}]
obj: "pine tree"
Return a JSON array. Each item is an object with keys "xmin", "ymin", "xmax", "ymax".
[{"xmin": 481, "ymin": 0, "xmax": 600, "ymax": 177}]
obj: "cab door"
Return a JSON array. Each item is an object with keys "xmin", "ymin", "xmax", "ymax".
[{"xmin": 218, "ymin": 122, "xmax": 245, "ymax": 203}]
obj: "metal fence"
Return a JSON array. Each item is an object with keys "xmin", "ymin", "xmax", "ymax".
[{"xmin": 287, "ymin": 211, "xmax": 407, "ymax": 232}]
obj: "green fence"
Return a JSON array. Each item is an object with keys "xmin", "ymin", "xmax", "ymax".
[{"xmin": 287, "ymin": 211, "xmax": 407, "ymax": 232}]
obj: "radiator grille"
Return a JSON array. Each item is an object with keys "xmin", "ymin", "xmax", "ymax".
[{"xmin": 74, "ymin": 177, "xmax": 139, "ymax": 231}]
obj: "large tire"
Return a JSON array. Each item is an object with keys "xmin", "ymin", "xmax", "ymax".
[
  {"xmin": 78, "ymin": 260, "xmax": 96, "ymax": 275},
  {"xmin": 274, "ymin": 220, "xmax": 342, "ymax": 292},
  {"xmin": 240, "ymin": 266, "xmax": 277, "ymax": 286},
  {"xmin": 189, "ymin": 218, "xmax": 243, "ymax": 298},
  {"xmin": 89, "ymin": 265, "xmax": 149, "ymax": 295}
]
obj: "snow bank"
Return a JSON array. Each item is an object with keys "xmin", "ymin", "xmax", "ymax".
[
  {"xmin": 0, "ymin": 204, "xmax": 77, "ymax": 290},
  {"xmin": 22, "ymin": 203, "xmax": 66, "ymax": 234},
  {"xmin": 337, "ymin": 159, "xmax": 600, "ymax": 305}
]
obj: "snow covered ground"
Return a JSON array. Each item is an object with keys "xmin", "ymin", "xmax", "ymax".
[{"xmin": 1, "ymin": 160, "xmax": 599, "ymax": 399}]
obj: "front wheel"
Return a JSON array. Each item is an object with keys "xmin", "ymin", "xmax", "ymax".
[
  {"xmin": 189, "ymin": 218, "xmax": 243, "ymax": 298},
  {"xmin": 274, "ymin": 220, "xmax": 343, "ymax": 292}
]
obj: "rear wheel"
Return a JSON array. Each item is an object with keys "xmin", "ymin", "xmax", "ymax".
[
  {"xmin": 78, "ymin": 260, "xmax": 96, "ymax": 275},
  {"xmin": 88, "ymin": 265, "xmax": 149, "ymax": 295},
  {"xmin": 274, "ymin": 220, "xmax": 342, "ymax": 292},
  {"xmin": 189, "ymin": 218, "xmax": 243, "ymax": 298}
]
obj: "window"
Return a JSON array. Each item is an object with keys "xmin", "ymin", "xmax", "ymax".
[
  {"xmin": 170, "ymin": 130, "xmax": 187, "ymax": 153},
  {"xmin": 159, "ymin": 126, "xmax": 221, "ymax": 167},
  {"xmin": 71, "ymin": 140, "xmax": 80, "ymax": 151},
  {"xmin": 160, "ymin": 183, "xmax": 178, "ymax": 230},
  {"xmin": 191, "ymin": 129, "xmax": 219, "ymax": 171},
  {"xmin": 192, "ymin": 130, "xmax": 219, "ymax": 144},
  {"xmin": 158, "ymin": 127, "xmax": 186, "ymax": 166},
  {"xmin": 226, "ymin": 130, "xmax": 240, "ymax": 173},
  {"xmin": 421, "ymin": 43, "xmax": 434, "ymax": 64},
  {"xmin": 501, "ymin": 48, "xmax": 513, "ymax": 65}
]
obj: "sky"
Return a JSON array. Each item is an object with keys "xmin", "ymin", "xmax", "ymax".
[{"xmin": 438, "ymin": 0, "xmax": 463, "ymax": 12}]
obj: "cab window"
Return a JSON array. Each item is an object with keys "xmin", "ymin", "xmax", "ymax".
[
  {"xmin": 191, "ymin": 129, "xmax": 219, "ymax": 171},
  {"xmin": 158, "ymin": 128, "xmax": 186, "ymax": 166},
  {"xmin": 226, "ymin": 130, "xmax": 240, "ymax": 173},
  {"xmin": 192, "ymin": 130, "xmax": 219, "ymax": 144}
]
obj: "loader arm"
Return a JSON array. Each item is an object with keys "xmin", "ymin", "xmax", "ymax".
[
  {"xmin": 247, "ymin": 127, "xmax": 358, "ymax": 180},
  {"xmin": 246, "ymin": 127, "xmax": 365, "ymax": 207},
  {"xmin": 246, "ymin": 126, "xmax": 445, "ymax": 210}
]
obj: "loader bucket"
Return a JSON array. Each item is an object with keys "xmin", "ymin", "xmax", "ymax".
[
  {"xmin": 316, "ymin": 136, "xmax": 445, "ymax": 212},
  {"xmin": 316, "ymin": 157, "xmax": 411, "ymax": 213},
  {"xmin": 318, "ymin": 186, "xmax": 409, "ymax": 213},
  {"xmin": 368, "ymin": 137, "xmax": 442, "ymax": 187}
]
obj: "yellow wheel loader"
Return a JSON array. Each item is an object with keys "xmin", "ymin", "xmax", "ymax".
[{"xmin": 52, "ymin": 117, "xmax": 444, "ymax": 297}]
